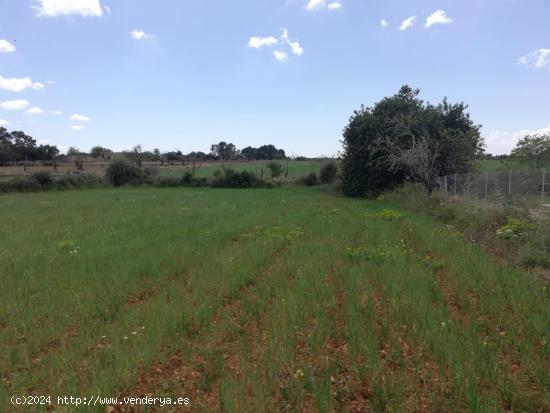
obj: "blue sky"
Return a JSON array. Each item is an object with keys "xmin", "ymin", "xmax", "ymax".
[{"xmin": 0, "ymin": 0, "xmax": 549, "ymax": 155}]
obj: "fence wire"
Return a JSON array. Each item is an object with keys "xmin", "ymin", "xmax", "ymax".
[{"xmin": 436, "ymin": 168, "xmax": 549, "ymax": 210}]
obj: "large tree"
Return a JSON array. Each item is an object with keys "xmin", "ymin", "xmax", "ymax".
[
  {"xmin": 341, "ymin": 86, "xmax": 483, "ymax": 196},
  {"xmin": 511, "ymin": 134, "xmax": 550, "ymax": 168}
]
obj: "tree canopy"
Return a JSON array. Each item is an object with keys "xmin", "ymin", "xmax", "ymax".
[
  {"xmin": 341, "ymin": 86, "xmax": 484, "ymax": 196},
  {"xmin": 511, "ymin": 134, "xmax": 550, "ymax": 168},
  {"xmin": 0, "ymin": 127, "xmax": 59, "ymax": 164}
]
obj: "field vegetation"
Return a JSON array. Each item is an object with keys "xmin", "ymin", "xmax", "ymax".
[{"xmin": 1, "ymin": 187, "xmax": 548, "ymax": 412}]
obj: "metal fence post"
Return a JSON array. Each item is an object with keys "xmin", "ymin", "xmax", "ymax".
[
  {"xmin": 508, "ymin": 170, "xmax": 512, "ymax": 196},
  {"xmin": 467, "ymin": 173, "xmax": 470, "ymax": 198},
  {"xmin": 542, "ymin": 168, "xmax": 547, "ymax": 206},
  {"xmin": 444, "ymin": 176, "xmax": 448, "ymax": 198},
  {"xmin": 484, "ymin": 173, "xmax": 488, "ymax": 199}
]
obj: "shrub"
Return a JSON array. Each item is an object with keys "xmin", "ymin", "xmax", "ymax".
[
  {"xmin": 496, "ymin": 218, "xmax": 536, "ymax": 242},
  {"xmin": 105, "ymin": 157, "xmax": 144, "ymax": 187},
  {"xmin": 212, "ymin": 169, "xmax": 263, "ymax": 188},
  {"xmin": 181, "ymin": 172, "xmax": 208, "ymax": 187},
  {"xmin": 319, "ymin": 162, "xmax": 337, "ymax": 184},
  {"xmin": 31, "ymin": 171, "xmax": 54, "ymax": 187},
  {"xmin": 300, "ymin": 172, "xmax": 318, "ymax": 186},
  {"xmin": 267, "ymin": 162, "xmax": 284, "ymax": 178},
  {"xmin": 374, "ymin": 209, "xmax": 404, "ymax": 220}
]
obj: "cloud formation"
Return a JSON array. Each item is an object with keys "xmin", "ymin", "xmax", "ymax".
[
  {"xmin": 0, "ymin": 39, "xmax": 16, "ymax": 53},
  {"xmin": 70, "ymin": 113, "xmax": 91, "ymax": 121},
  {"xmin": 0, "ymin": 119, "xmax": 9, "ymax": 126},
  {"xmin": 71, "ymin": 125, "xmax": 84, "ymax": 131},
  {"xmin": 248, "ymin": 29, "xmax": 303, "ymax": 61},
  {"xmin": 26, "ymin": 106, "xmax": 45, "ymax": 115},
  {"xmin": 305, "ymin": 0, "xmax": 341, "ymax": 11},
  {"xmin": 1, "ymin": 99, "xmax": 30, "ymax": 110},
  {"xmin": 131, "ymin": 29, "xmax": 155, "ymax": 41},
  {"xmin": 380, "ymin": 19, "xmax": 389, "ymax": 28},
  {"xmin": 248, "ymin": 36, "xmax": 278, "ymax": 49},
  {"xmin": 425, "ymin": 10, "xmax": 453, "ymax": 28},
  {"xmin": 399, "ymin": 16, "xmax": 416, "ymax": 31},
  {"xmin": 518, "ymin": 49, "xmax": 550, "ymax": 70},
  {"xmin": 34, "ymin": 0, "xmax": 103, "ymax": 17},
  {"xmin": 0, "ymin": 76, "xmax": 45, "ymax": 92}
]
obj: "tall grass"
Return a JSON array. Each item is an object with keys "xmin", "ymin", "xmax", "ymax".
[{"xmin": 0, "ymin": 187, "xmax": 547, "ymax": 412}]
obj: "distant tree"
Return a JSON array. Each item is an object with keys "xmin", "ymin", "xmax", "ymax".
[
  {"xmin": 67, "ymin": 147, "xmax": 80, "ymax": 157},
  {"xmin": 90, "ymin": 146, "xmax": 112, "ymax": 160},
  {"xmin": 511, "ymin": 134, "xmax": 550, "ymax": 168},
  {"xmin": 267, "ymin": 161, "xmax": 284, "ymax": 178},
  {"xmin": 341, "ymin": 85, "xmax": 483, "ymax": 196},
  {"xmin": 210, "ymin": 141, "xmax": 236, "ymax": 170},
  {"xmin": 125, "ymin": 145, "xmax": 144, "ymax": 168}
]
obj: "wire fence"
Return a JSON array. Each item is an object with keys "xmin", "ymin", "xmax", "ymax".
[{"xmin": 436, "ymin": 168, "xmax": 549, "ymax": 211}]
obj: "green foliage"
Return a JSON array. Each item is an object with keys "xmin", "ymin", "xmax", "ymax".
[
  {"xmin": 373, "ymin": 209, "xmax": 404, "ymax": 220},
  {"xmin": 211, "ymin": 168, "xmax": 264, "ymax": 188},
  {"xmin": 496, "ymin": 218, "xmax": 536, "ymax": 242},
  {"xmin": 341, "ymin": 86, "xmax": 483, "ymax": 196},
  {"xmin": 105, "ymin": 157, "xmax": 144, "ymax": 187},
  {"xmin": 267, "ymin": 161, "xmax": 284, "ymax": 178},
  {"xmin": 31, "ymin": 171, "xmax": 54, "ymax": 187},
  {"xmin": 319, "ymin": 161, "xmax": 337, "ymax": 184},
  {"xmin": 300, "ymin": 172, "xmax": 318, "ymax": 186},
  {"xmin": 511, "ymin": 134, "xmax": 550, "ymax": 168}
]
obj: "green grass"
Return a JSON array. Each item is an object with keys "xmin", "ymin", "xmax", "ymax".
[
  {"xmin": 158, "ymin": 160, "xmax": 336, "ymax": 180},
  {"xmin": 0, "ymin": 187, "xmax": 548, "ymax": 412}
]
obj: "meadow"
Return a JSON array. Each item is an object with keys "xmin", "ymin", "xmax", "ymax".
[
  {"xmin": 0, "ymin": 187, "xmax": 548, "ymax": 412},
  {"xmin": 0, "ymin": 160, "xmax": 334, "ymax": 182}
]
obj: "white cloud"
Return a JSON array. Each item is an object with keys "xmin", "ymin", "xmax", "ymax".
[
  {"xmin": 248, "ymin": 36, "xmax": 278, "ymax": 49},
  {"xmin": 26, "ymin": 106, "xmax": 44, "ymax": 115},
  {"xmin": 104, "ymin": 5, "xmax": 110, "ymax": 14},
  {"xmin": 249, "ymin": 29, "xmax": 303, "ymax": 61},
  {"xmin": 71, "ymin": 125, "xmax": 84, "ymax": 131},
  {"xmin": 486, "ymin": 124, "xmax": 550, "ymax": 155},
  {"xmin": 0, "ymin": 39, "xmax": 16, "ymax": 53},
  {"xmin": 50, "ymin": 110, "xmax": 63, "ymax": 115},
  {"xmin": 274, "ymin": 50, "xmax": 288, "ymax": 61},
  {"xmin": 380, "ymin": 19, "xmax": 389, "ymax": 28},
  {"xmin": 399, "ymin": 16, "xmax": 417, "ymax": 31},
  {"xmin": 0, "ymin": 76, "xmax": 45, "ymax": 92},
  {"xmin": 34, "ymin": 0, "xmax": 103, "ymax": 17},
  {"xmin": 288, "ymin": 41, "xmax": 303, "ymax": 56},
  {"xmin": 518, "ymin": 49, "xmax": 550, "ymax": 70},
  {"xmin": 70, "ymin": 113, "xmax": 91, "ymax": 121},
  {"xmin": 0, "ymin": 119, "xmax": 10, "ymax": 126},
  {"xmin": 0, "ymin": 99, "xmax": 30, "ymax": 110},
  {"xmin": 425, "ymin": 10, "xmax": 453, "ymax": 28},
  {"xmin": 131, "ymin": 29, "xmax": 155, "ymax": 41},
  {"xmin": 306, "ymin": 0, "xmax": 341, "ymax": 10}
]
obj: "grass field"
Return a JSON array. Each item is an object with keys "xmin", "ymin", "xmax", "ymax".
[
  {"xmin": 0, "ymin": 160, "xmax": 334, "ymax": 183},
  {"xmin": 0, "ymin": 187, "xmax": 548, "ymax": 412},
  {"xmin": 159, "ymin": 160, "xmax": 336, "ymax": 180}
]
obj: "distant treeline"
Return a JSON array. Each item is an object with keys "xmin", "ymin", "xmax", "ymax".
[
  {"xmin": 0, "ymin": 128, "xmax": 60, "ymax": 164},
  {"xmin": 0, "ymin": 129, "xmax": 291, "ymax": 165}
]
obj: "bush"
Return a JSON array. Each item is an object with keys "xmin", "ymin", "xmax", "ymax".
[
  {"xmin": 319, "ymin": 162, "xmax": 337, "ymax": 184},
  {"xmin": 105, "ymin": 157, "xmax": 144, "ymax": 187},
  {"xmin": 267, "ymin": 162, "xmax": 284, "ymax": 178},
  {"xmin": 31, "ymin": 171, "xmax": 54, "ymax": 187},
  {"xmin": 300, "ymin": 172, "xmax": 318, "ymax": 186},
  {"xmin": 181, "ymin": 172, "xmax": 208, "ymax": 187},
  {"xmin": 212, "ymin": 169, "xmax": 263, "ymax": 188}
]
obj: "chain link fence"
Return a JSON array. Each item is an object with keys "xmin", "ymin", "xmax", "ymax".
[{"xmin": 436, "ymin": 168, "xmax": 549, "ymax": 211}]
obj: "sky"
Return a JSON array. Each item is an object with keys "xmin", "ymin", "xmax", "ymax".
[{"xmin": 0, "ymin": 0, "xmax": 549, "ymax": 156}]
